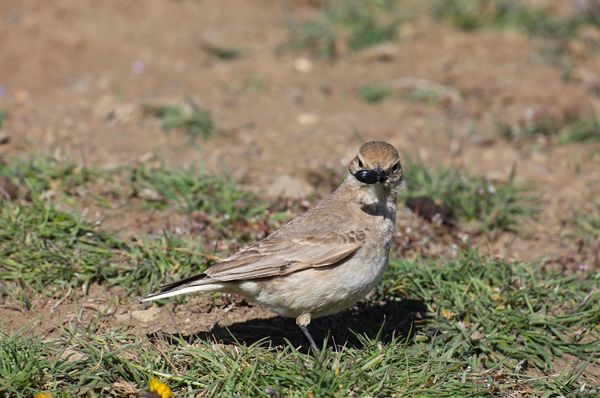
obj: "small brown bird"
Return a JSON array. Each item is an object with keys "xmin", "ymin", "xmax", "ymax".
[{"xmin": 142, "ymin": 141, "xmax": 403, "ymax": 351}]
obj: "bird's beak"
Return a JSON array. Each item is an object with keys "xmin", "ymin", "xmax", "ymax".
[{"xmin": 354, "ymin": 165, "xmax": 387, "ymax": 184}]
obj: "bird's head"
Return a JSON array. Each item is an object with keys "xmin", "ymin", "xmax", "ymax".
[{"xmin": 348, "ymin": 141, "xmax": 403, "ymax": 190}]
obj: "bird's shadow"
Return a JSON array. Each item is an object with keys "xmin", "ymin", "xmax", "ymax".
[{"xmin": 151, "ymin": 297, "xmax": 428, "ymax": 351}]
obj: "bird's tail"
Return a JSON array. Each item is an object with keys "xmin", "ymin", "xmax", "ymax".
[{"xmin": 140, "ymin": 273, "xmax": 225, "ymax": 302}]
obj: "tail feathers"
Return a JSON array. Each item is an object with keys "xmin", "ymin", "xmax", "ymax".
[
  {"xmin": 140, "ymin": 283, "xmax": 224, "ymax": 302},
  {"xmin": 158, "ymin": 272, "xmax": 209, "ymax": 292},
  {"xmin": 140, "ymin": 273, "xmax": 224, "ymax": 302}
]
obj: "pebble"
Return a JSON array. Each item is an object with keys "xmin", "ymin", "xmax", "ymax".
[
  {"xmin": 296, "ymin": 113, "xmax": 319, "ymax": 126},
  {"xmin": 131, "ymin": 306, "xmax": 161, "ymax": 323},
  {"xmin": 470, "ymin": 331, "xmax": 485, "ymax": 342},
  {"xmin": 293, "ymin": 57, "xmax": 313, "ymax": 73},
  {"xmin": 60, "ymin": 348, "xmax": 87, "ymax": 363},
  {"xmin": 138, "ymin": 187, "xmax": 163, "ymax": 202},
  {"xmin": 93, "ymin": 95, "xmax": 139, "ymax": 123},
  {"xmin": 0, "ymin": 131, "xmax": 9, "ymax": 145},
  {"xmin": 355, "ymin": 43, "xmax": 398, "ymax": 62},
  {"xmin": 114, "ymin": 312, "xmax": 131, "ymax": 322}
]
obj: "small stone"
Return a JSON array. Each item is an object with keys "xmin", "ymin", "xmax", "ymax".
[
  {"xmin": 93, "ymin": 95, "xmax": 139, "ymax": 123},
  {"xmin": 355, "ymin": 43, "xmax": 398, "ymax": 62},
  {"xmin": 131, "ymin": 306, "xmax": 161, "ymax": 323},
  {"xmin": 60, "ymin": 348, "xmax": 86, "ymax": 363},
  {"xmin": 470, "ymin": 330, "xmax": 485, "ymax": 342},
  {"xmin": 137, "ymin": 152, "xmax": 155, "ymax": 163},
  {"xmin": 293, "ymin": 57, "xmax": 313, "ymax": 73},
  {"xmin": 200, "ymin": 37, "xmax": 244, "ymax": 60},
  {"xmin": 296, "ymin": 113, "xmax": 319, "ymax": 126},
  {"xmin": 138, "ymin": 188, "xmax": 162, "ymax": 201},
  {"xmin": 115, "ymin": 312, "xmax": 131, "ymax": 322},
  {"xmin": 0, "ymin": 131, "xmax": 9, "ymax": 144}
]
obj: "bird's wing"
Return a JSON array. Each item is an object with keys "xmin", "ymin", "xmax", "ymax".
[
  {"xmin": 203, "ymin": 229, "xmax": 366, "ymax": 281},
  {"xmin": 141, "ymin": 229, "xmax": 366, "ymax": 301}
]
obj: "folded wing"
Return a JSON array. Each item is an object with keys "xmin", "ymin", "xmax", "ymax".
[
  {"xmin": 206, "ymin": 230, "xmax": 366, "ymax": 281},
  {"xmin": 144, "ymin": 230, "xmax": 366, "ymax": 300}
]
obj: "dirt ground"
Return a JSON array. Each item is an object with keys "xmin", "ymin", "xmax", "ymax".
[{"xmin": 1, "ymin": 1, "xmax": 599, "ymax": 341}]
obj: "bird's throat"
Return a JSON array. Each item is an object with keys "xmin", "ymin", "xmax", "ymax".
[{"xmin": 361, "ymin": 183, "xmax": 390, "ymax": 206}]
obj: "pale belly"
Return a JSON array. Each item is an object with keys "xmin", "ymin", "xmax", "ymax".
[{"xmin": 236, "ymin": 227, "xmax": 393, "ymax": 318}]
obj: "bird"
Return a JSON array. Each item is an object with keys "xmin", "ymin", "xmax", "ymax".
[{"xmin": 141, "ymin": 141, "xmax": 404, "ymax": 352}]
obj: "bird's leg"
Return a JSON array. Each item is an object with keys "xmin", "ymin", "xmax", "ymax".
[{"xmin": 296, "ymin": 313, "xmax": 319, "ymax": 354}]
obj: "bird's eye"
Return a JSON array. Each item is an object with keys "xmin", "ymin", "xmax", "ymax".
[
  {"xmin": 357, "ymin": 159, "xmax": 364, "ymax": 168},
  {"xmin": 391, "ymin": 162, "xmax": 400, "ymax": 172}
]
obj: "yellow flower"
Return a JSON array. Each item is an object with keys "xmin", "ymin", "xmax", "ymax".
[
  {"xmin": 34, "ymin": 394, "xmax": 52, "ymax": 398},
  {"xmin": 148, "ymin": 378, "xmax": 172, "ymax": 398}
]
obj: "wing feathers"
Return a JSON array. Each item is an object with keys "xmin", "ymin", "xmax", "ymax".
[
  {"xmin": 142, "ymin": 230, "xmax": 365, "ymax": 300},
  {"xmin": 205, "ymin": 232, "xmax": 363, "ymax": 280}
]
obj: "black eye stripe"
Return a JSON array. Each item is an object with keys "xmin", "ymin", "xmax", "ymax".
[{"xmin": 357, "ymin": 158, "xmax": 364, "ymax": 168}]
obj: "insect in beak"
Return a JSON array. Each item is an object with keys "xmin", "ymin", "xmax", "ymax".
[{"xmin": 354, "ymin": 166, "xmax": 387, "ymax": 184}]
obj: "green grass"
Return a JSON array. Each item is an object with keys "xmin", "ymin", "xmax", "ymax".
[
  {"xmin": 329, "ymin": 0, "xmax": 400, "ymax": 52},
  {"xmin": 130, "ymin": 164, "xmax": 266, "ymax": 218},
  {"xmin": 285, "ymin": 17, "xmax": 338, "ymax": 60},
  {"xmin": 558, "ymin": 116, "xmax": 600, "ymax": 144},
  {"xmin": 431, "ymin": 0, "xmax": 577, "ymax": 36},
  {"xmin": 0, "ymin": 158, "xmax": 274, "ymax": 301},
  {"xmin": 358, "ymin": 80, "xmax": 453, "ymax": 106},
  {"xmin": 0, "ymin": 201, "xmax": 214, "ymax": 302},
  {"xmin": 143, "ymin": 103, "xmax": 215, "ymax": 143},
  {"xmin": 401, "ymin": 162, "xmax": 534, "ymax": 232},
  {"xmin": 0, "ymin": 156, "xmax": 269, "ymax": 233},
  {"xmin": 0, "ymin": 196, "xmax": 276, "ymax": 302},
  {"xmin": 496, "ymin": 117, "xmax": 560, "ymax": 142},
  {"xmin": 1, "ymin": 253, "xmax": 598, "ymax": 397},
  {"xmin": 0, "ymin": 332, "xmax": 66, "ymax": 396},
  {"xmin": 129, "ymin": 163, "xmax": 279, "ymax": 242},
  {"xmin": 0, "ymin": 156, "xmax": 99, "ymax": 200},
  {"xmin": 402, "ymin": 86, "xmax": 441, "ymax": 105},
  {"xmin": 0, "ymin": 156, "xmax": 596, "ymax": 396},
  {"xmin": 496, "ymin": 114, "xmax": 600, "ymax": 143},
  {"xmin": 285, "ymin": 0, "xmax": 402, "ymax": 60},
  {"xmin": 569, "ymin": 201, "xmax": 600, "ymax": 246},
  {"xmin": 358, "ymin": 83, "xmax": 393, "ymax": 104}
]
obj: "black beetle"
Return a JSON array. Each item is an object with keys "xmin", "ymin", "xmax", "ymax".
[{"xmin": 354, "ymin": 168, "xmax": 386, "ymax": 184}]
